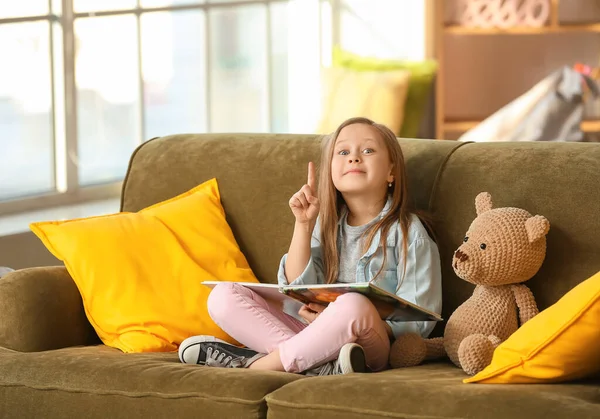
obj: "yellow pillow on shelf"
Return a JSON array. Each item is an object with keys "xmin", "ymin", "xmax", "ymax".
[
  {"xmin": 464, "ymin": 270, "xmax": 600, "ymax": 384},
  {"xmin": 30, "ymin": 178, "xmax": 259, "ymax": 353},
  {"xmin": 316, "ymin": 66, "xmax": 411, "ymax": 135},
  {"xmin": 331, "ymin": 46, "xmax": 438, "ymax": 138}
]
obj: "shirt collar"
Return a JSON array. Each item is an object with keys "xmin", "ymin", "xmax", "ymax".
[{"xmin": 338, "ymin": 195, "xmax": 393, "ymax": 226}]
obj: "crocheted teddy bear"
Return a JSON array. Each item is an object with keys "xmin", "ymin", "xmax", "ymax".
[
  {"xmin": 0, "ymin": 266, "xmax": 14, "ymax": 278},
  {"xmin": 389, "ymin": 192, "xmax": 550, "ymax": 375}
]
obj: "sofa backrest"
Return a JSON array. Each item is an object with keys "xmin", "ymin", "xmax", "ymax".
[
  {"xmin": 122, "ymin": 134, "xmax": 600, "ymax": 330},
  {"xmin": 429, "ymin": 141, "xmax": 600, "ymax": 320}
]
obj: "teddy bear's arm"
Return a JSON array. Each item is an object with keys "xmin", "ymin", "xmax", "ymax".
[{"xmin": 511, "ymin": 284, "xmax": 539, "ymax": 325}]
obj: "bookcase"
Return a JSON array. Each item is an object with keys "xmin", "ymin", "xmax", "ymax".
[{"xmin": 430, "ymin": 0, "xmax": 600, "ymax": 140}]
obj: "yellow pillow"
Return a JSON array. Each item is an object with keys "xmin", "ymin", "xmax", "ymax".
[
  {"xmin": 30, "ymin": 178, "xmax": 259, "ymax": 353},
  {"xmin": 316, "ymin": 66, "xmax": 411, "ymax": 135},
  {"xmin": 464, "ymin": 271, "xmax": 600, "ymax": 384}
]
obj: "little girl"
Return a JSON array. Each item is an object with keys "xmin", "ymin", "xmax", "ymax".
[{"xmin": 179, "ymin": 117, "xmax": 442, "ymax": 375}]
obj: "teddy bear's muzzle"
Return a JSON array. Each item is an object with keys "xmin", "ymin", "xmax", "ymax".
[
  {"xmin": 453, "ymin": 249, "xmax": 469, "ymax": 270},
  {"xmin": 455, "ymin": 249, "xmax": 469, "ymax": 262}
]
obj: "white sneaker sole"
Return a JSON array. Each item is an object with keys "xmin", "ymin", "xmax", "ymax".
[{"xmin": 337, "ymin": 343, "xmax": 367, "ymax": 374}]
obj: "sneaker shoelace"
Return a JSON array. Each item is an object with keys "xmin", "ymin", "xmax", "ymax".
[
  {"xmin": 205, "ymin": 346, "xmax": 245, "ymax": 368},
  {"xmin": 306, "ymin": 360, "xmax": 342, "ymax": 376}
]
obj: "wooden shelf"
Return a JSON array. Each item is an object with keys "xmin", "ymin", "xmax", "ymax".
[
  {"xmin": 432, "ymin": 0, "xmax": 600, "ymax": 140},
  {"xmin": 443, "ymin": 121, "xmax": 480, "ymax": 131},
  {"xmin": 445, "ymin": 120, "xmax": 600, "ymax": 133},
  {"xmin": 582, "ymin": 120, "xmax": 600, "ymax": 132},
  {"xmin": 444, "ymin": 23, "xmax": 600, "ymax": 35}
]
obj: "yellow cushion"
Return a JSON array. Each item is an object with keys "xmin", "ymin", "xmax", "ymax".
[
  {"xmin": 30, "ymin": 179, "xmax": 259, "ymax": 353},
  {"xmin": 331, "ymin": 46, "xmax": 438, "ymax": 138},
  {"xmin": 464, "ymin": 271, "xmax": 600, "ymax": 384},
  {"xmin": 316, "ymin": 66, "xmax": 411, "ymax": 135}
]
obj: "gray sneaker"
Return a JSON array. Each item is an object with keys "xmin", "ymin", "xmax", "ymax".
[
  {"xmin": 305, "ymin": 343, "xmax": 367, "ymax": 376},
  {"xmin": 179, "ymin": 335, "xmax": 264, "ymax": 368}
]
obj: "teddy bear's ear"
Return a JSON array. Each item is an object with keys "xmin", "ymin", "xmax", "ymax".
[
  {"xmin": 525, "ymin": 215, "xmax": 550, "ymax": 243},
  {"xmin": 475, "ymin": 192, "xmax": 493, "ymax": 216}
]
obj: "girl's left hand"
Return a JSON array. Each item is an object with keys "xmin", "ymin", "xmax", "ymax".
[{"xmin": 298, "ymin": 303, "xmax": 326, "ymax": 324}]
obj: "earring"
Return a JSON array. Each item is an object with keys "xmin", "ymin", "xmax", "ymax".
[{"xmin": 388, "ymin": 182, "xmax": 393, "ymax": 188}]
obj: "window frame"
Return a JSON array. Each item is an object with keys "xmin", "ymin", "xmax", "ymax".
[{"xmin": 0, "ymin": 0, "xmax": 305, "ymax": 216}]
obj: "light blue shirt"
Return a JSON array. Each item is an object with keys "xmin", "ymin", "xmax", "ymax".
[{"xmin": 277, "ymin": 199, "xmax": 443, "ymax": 340}]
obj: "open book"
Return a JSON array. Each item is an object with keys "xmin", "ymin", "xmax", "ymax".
[{"xmin": 202, "ymin": 281, "xmax": 443, "ymax": 323}]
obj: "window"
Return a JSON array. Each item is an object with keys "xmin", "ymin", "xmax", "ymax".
[{"xmin": 0, "ymin": 0, "xmax": 328, "ymax": 214}]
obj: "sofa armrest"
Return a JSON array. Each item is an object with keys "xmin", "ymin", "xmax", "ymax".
[{"xmin": 0, "ymin": 267, "xmax": 99, "ymax": 352}]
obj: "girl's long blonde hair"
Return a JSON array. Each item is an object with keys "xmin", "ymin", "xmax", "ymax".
[{"xmin": 318, "ymin": 117, "xmax": 425, "ymax": 284}]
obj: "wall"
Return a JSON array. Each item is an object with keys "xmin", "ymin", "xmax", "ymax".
[
  {"xmin": 0, "ymin": 231, "xmax": 61, "ymax": 270},
  {"xmin": 337, "ymin": 0, "xmax": 427, "ymax": 60},
  {"xmin": 0, "ymin": 198, "xmax": 119, "ymax": 270}
]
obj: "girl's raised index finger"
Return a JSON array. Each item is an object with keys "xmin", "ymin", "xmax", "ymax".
[{"xmin": 307, "ymin": 161, "xmax": 316, "ymax": 190}]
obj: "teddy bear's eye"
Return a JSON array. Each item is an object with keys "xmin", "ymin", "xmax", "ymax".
[
  {"xmin": 463, "ymin": 236, "xmax": 468, "ymax": 242},
  {"xmin": 480, "ymin": 243, "xmax": 487, "ymax": 250}
]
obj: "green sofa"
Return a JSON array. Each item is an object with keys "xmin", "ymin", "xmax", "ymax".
[{"xmin": 1, "ymin": 134, "xmax": 599, "ymax": 419}]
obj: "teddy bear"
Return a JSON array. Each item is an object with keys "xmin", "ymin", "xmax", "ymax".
[{"xmin": 389, "ymin": 192, "xmax": 550, "ymax": 375}]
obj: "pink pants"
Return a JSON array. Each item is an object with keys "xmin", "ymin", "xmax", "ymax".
[{"xmin": 207, "ymin": 283, "xmax": 390, "ymax": 373}]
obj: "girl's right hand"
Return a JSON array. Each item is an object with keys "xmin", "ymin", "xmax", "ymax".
[
  {"xmin": 298, "ymin": 303, "xmax": 325, "ymax": 324},
  {"xmin": 289, "ymin": 162, "xmax": 320, "ymax": 225}
]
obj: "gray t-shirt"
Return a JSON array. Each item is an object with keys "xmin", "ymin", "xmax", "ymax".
[{"xmin": 337, "ymin": 213, "xmax": 379, "ymax": 283}]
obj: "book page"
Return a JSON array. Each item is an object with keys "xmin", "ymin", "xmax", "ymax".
[
  {"xmin": 282, "ymin": 283, "xmax": 369, "ymax": 305},
  {"xmin": 282, "ymin": 282, "xmax": 442, "ymax": 322}
]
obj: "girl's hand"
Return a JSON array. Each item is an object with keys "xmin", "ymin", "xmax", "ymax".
[
  {"xmin": 289, "ymin": 162, "xmax": 320, "ymax": 225},
  {"xmin": 298, "ymin": 303, "xmax": 326, "ymax": 324}
]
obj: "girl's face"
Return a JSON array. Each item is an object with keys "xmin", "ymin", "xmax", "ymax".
[{"xmin": 330, "ymin": 123, "xmax": 394, "ymax": 197}]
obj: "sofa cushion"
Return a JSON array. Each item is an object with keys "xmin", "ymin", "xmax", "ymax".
[
  {"xmin": 429, "ymin": 141, "xmax": 600, "ymax": 336},
  {"xmin": 265, "ymin": 362, "xmax": 600, "ymax": 419},
  {"xmin": 316, "ymin": 66, "xmax": 411, "ymax": 135},
  {"xmin": 331, "ymin": 46, "xmax": 438, "ymax": 138},
  {"xmin": 0, "ymin": 345, "xmax": 301, "ymax": 419},
  {"xmin": 465, "ymin": 270, "xmax": 600, "ymax": 384},
  {"xmin": 29, "ymin": 179, "xmax": 259, "ymax": 353}
]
